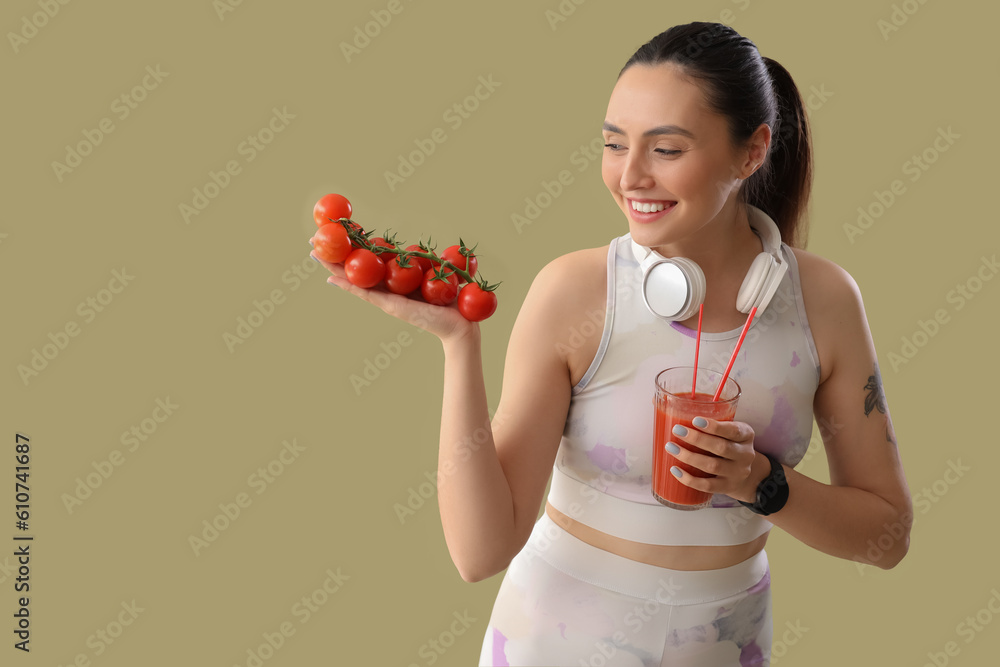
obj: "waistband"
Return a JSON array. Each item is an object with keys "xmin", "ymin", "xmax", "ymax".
[
  {"xmin": 520, "ymin": 512, "xmax": 769, "ymax": 603},
  {"xmin": 547, "ymin": 465, "xmax": 772, "ymax": 546}
]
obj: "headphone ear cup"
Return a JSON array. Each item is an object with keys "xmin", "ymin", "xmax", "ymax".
[
  {"xmin": 737, "ymin": 253, "xmax": 775, "ymax": 314},
  {"xmin": 641, "ymin": 256, "xmax": 706, "ymax": 321},
  {"xmin": 671, "ymin": 257, "xmax": 706, "ymax": 321}
]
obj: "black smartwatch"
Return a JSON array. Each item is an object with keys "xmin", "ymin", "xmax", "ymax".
[{"xmin": 738, "ymin": 453, "xmax": 788, "ymax": 516}]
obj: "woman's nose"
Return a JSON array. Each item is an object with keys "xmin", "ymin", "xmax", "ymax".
[{"xmin": 620, "ymin": 151, "xmax": 655, "ymax": 191}]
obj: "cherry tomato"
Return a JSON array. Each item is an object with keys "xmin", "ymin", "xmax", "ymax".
[
  {"xmin": 314, "ymin": 194, "xmax": 352, "ymax": 228},
  {"xmin": 458, "ymin": 283, "xmax": 498, "ymax": 321},
  {"xmin": 441, "ymin": 245, "xmax": 477, "ymax": 282},
  {"xmin": 384, "ymin": 255, "xmax": 424, "ymax": 295},
  {"xmin": 344, "ymin": 248, "xmax": 386, "ymax": 288},
  {"xmin": 421, "ymin": 268, "xmax": 459, "ymax": 306},
  {"xmin": 313, "ymin": 223, "xmax": 352, "ymax": 264},
  {"xmin": 404, "ymin": 245, "xmax": 433, "ymax": 275},
  {"xmin": 370, "ymin": 237, "xmax": 397, "ymax": 261}
]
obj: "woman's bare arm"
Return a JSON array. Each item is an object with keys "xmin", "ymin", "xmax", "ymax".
[
  {"xmin": 763, "ymin": 251, "xmax": 912, "ymax": 568},
  {"xmin": 437, "ymin": 253, "xmax": 592, "ymax": 581}
]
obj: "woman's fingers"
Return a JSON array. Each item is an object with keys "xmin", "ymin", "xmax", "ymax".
[
  {"xmin": 310, "ymin": 250, "xmax": 346, "ymax": 280},
  {"xmin": 668, "ymin": 464, "xmax": 714, "ymax": 493},
  {"xmin": 312, "ymin": 250, "xmax": 396, "ymax": 307},
  {"xmin": 666, "ymin": 419, "xmax": 757, "ymax": 494},
  {"xmin": 671, "ymin": 425, "xmax": 738, "ymax": 460},
  {"xmin": 668, "ymin": 443, "xmax": 726, "ymax": 476},
  {"xmin": 690, "ymin": 416, "xmax": 755, "ymax": 444},
  {"xmin": 309, "ymin": 249, "xmax": 474, "ymax": 340}
]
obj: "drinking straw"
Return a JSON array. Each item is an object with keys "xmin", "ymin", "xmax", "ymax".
[
  {"xmin": 712, "ymin": 306, "xmax": 757, "ymax": 401},
  {"xmin": 691, "ymin": 304, "xmax": 704, "ymax": 398}
]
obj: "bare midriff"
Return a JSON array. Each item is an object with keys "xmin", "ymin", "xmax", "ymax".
[{"xmin": 545, "ymin": 500, "xmax": 769, "ymax": 571}]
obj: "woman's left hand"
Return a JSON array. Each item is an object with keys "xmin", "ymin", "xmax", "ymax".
[{"xmin": 667, "ymin": 417, "xmax": 765, "ymax": 504}]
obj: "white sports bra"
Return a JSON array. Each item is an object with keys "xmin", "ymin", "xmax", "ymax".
[{"xmin": 546, "ymin": 227, "xmax": 821, "ymax": 546}]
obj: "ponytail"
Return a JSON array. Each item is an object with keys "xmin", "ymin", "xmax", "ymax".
[{"xmin": 748, "ymin": 57, "xmax": 813, "ymax": 248}]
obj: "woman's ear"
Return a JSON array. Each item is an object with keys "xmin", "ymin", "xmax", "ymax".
[{"xmin": 737, "ymin": 123, "xmax": 772, "ymax": 180}]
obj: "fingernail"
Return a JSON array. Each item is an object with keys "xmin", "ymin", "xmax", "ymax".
[
  {"xmin": 310, "ymin": 254, "xmax": 321, "ymax": 264},
  {"xmin": 672, "ymin": 424, "xmax": 688, "ymax": 437},
  {"xmin": 670, "ymin": 466, "xmax": 683, "ymax": 478},
  {"xmin": 665, "ymin": 442, "xmax": 680, "ymax": 455},
  {"xmin": 693, "ymin": 417, "xmax": 708, "ymax": 428},
  {"xmin": 308, "ymin": 239, "xmax": 314, "ymax": 247}
]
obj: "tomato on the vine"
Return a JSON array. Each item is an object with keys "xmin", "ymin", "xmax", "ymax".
[
  {"xmin": 404, "ymin": 245, "xmax": 433, "ymax": 275},
  {"xmin": 384, "ymin": 255, "xmax": 424, "ymax": 295},
  {"xmin": 370, "ymin": 236, "xmax": 396, "ymax": 260},
  {"xmin": 309, "ymin": 193, "xmax": 502, "ymax": 320},
  {"xmin": 313, "ymin": 222, "xmax": 352, "ymax": 263},
  {"xmin": 421, "ymin": 268, "xmax": 459, "ymax": 306},
  {"xmin": 314, "ymin": 194, "xmax": 352, "ymax": 227},
  {"xmin": 441, "ymin": 244, "xmax": 477, "ymax": 282},
  {"xmin": 344, "ymin": 248, "xmax": 386, "ymax": 288},
  {"xmin": 458, "ymin": 283, "xmax": 498, "ymax": 321}
]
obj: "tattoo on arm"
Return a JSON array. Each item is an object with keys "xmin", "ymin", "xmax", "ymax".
[
  {"xmin": 863, "ymin": 364, "xmax": 887, "ymax": 417},
  {"xmin": 864, "ymin": 363, "xmax": 897, "ymax": 446}
]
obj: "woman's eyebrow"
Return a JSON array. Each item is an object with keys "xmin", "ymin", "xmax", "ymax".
[{"xmin": 602, "ymin": 121, "xmax": 696, "ymax": 139}]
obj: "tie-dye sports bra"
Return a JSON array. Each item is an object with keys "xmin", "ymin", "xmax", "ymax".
[{"xmin": 546, "ymin": 227, "xmax": 822, "ymax": 546}]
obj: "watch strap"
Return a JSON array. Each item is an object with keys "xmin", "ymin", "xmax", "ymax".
[{"xmin": 738, "ymin": 453, "xmax": 788, "ymax": 516}]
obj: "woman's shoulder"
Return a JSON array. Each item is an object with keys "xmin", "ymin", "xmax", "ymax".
[
  {"xmin": 536, "ymin": 243, "xmax": 611, "ymax": 294},
  {"xmin": 789, "ymin": 245, "xmax": 865, "ymax": 310},
  {"xmin": 788, "ymin": 246, "xmax": 871, "ymax": 383},
  {"xmin": 523, "ymin": 243, "xmax": 610, "ymax": 328}
]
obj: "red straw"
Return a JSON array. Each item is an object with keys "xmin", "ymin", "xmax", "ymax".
[
  {"xmin": 691, "ymin": 304, "xmax": 704, "ymax": 398},
  {"xmin": 712, "ymin": 306, "xmax": 757, "ymax": 401}
]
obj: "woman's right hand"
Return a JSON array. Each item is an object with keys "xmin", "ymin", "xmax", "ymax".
[{"xmin": 310, "ymin": 239, "xmax": 478, "ymax": 344}]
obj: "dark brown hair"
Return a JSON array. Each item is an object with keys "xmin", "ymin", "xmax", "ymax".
[{"xmin": 619, "ymin": 22, "xmax": 813, "ymax": 248}]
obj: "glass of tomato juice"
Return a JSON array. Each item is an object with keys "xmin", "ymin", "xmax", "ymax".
[{"xmin": 652, "ymin": 366, "xmax": 741, "ymax": 510}]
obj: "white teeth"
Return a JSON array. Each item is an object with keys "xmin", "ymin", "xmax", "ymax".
[{"xmin": 631, "ymin": 200, "xmax": 672, "ymax": 213}]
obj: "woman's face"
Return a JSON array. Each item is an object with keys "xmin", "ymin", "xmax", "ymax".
[{"xmin": 601, "ymin": 63, "xmax": 756, "ymax": 249}]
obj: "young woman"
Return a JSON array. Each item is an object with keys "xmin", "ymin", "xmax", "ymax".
[{"xmin": 313, "ymin": 21, "xmax": 912, "ymax": 667}]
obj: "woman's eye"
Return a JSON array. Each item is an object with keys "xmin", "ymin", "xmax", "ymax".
[{"xmin": 603, "ymin": 143, "xmax": 680, "ymax": 156}]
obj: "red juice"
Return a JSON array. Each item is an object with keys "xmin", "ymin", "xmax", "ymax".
[{"xmin": 652, "ymin": 368, "xmax": 741, "ymax": 509}]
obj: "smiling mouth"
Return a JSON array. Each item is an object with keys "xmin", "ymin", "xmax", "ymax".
[{"xmin": 629, "ymin": 199, "xmax": 676, "ymax": 213}]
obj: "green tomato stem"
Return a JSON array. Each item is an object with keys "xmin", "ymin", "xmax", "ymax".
[{"xmin": 336, "ymin": 218, "xmax": 477, "ymax": 284}]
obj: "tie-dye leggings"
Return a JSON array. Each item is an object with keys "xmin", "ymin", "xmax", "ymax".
[{"xmin": 478, "ymin": 512, "xmax": 772, "ymax": 666}]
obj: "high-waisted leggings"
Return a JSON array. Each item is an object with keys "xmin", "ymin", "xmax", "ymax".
[{"xmin": 478, "ymin": 513, "xmax": 772, "ymax": 666}]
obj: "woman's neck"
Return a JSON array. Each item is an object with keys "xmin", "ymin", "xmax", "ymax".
[
  {"xmin": 651, "ymin": 200, "xmax": 763, "ymax": 280},
  {"xmin": 651, "ymin": 200, "xmax": 765, "ymax": 332}
]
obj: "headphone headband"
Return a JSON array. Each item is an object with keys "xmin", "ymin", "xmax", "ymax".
[
  {"xmin": 628, "ymin": 204, "xmax": 788, "ymax": 320},
  {"xmin": 747, "ymin": 204, "xmax": 782, "ymax": 257}
]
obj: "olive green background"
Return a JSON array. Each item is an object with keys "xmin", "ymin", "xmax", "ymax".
[{"xmin": 2, "ymin": 0, "xmax": 997, "ymax": 665}]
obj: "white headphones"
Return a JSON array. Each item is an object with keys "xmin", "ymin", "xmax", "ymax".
[{"xmin": 630, "ymin": 204, "xmax": 788, "ymax": 321}]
